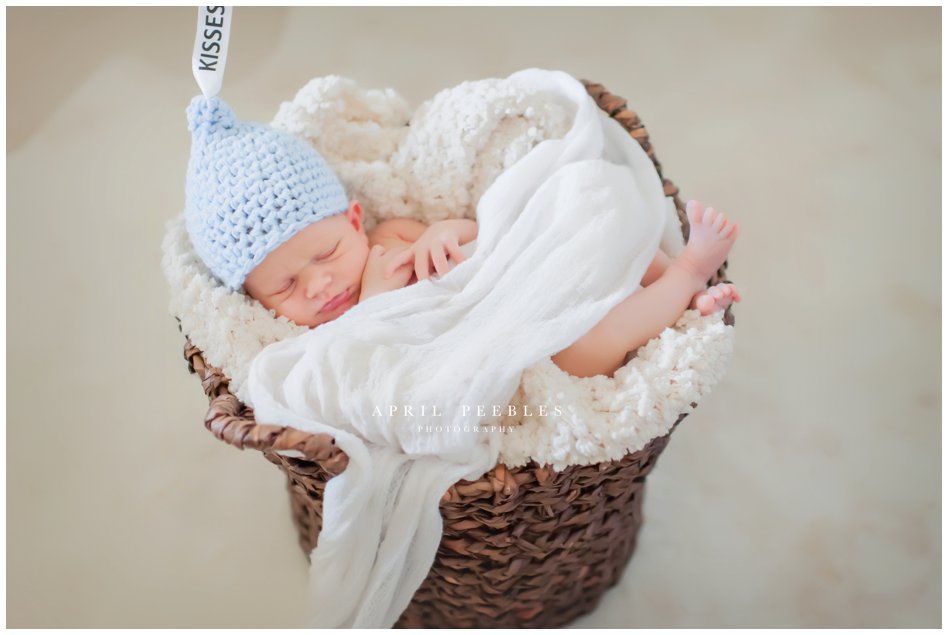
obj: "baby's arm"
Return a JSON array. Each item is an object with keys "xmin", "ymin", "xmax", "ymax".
[
  {"xmin": 382, "ymin": 218, "xmax": 478, "ymax": 281},
  {"xmin": 368, "ymin": 217, "xmax": 428, "ymax": 250},
  {"xmin": 421, "ymin": 219, "xmax": 478, "ymax": 247},
  {"xmin": 359, "ymin": 244, "xmax": 414, "ymax": 302},
  {"xmin": 361, "ymin": 215, "xmax": 477, "ymax": 299},
  {"xmin": 359, "ymin": 219, "xmax": 428, "ymax": 302},
  {"xmin": 368, "ymin": 217, "xmax": 477, "ymax": 251}
]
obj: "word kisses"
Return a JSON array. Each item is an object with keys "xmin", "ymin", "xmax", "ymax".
[{"xmin": 197, "ymin": 6, "xmax": 227, "ymax": 72}]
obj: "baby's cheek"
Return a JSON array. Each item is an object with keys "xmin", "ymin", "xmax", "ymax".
[
  {"xmin": 262, "ymin": 295, "xmax": 284, "ymax": 314},
  {"xmin": 269, "ymin": 296, "xmax": 301, "ymax": 321},
  {"xmin": 354, "ymin": 252, "xmax": 372, "ymax": 280}
]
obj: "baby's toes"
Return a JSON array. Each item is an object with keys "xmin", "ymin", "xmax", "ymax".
[
  {"xmin": 693, "ymin": 293, "xmax": 716, "ymax": 314},
  {"xmin": 708, "ymin": 286, "xmax": 724, "ymax": 300},
  {"xmin": 686, "ymin": 199, "xmax": 706, "ymax": 226},
  {"xmin": 718, "ymin": 283, "xmax": 741, "ymax": 303},
  {"xmin": 703, "ymin": 206, "xmax": 720, "ymax": 228}
]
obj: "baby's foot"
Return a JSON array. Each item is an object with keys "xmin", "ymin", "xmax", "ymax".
[
  {"xmin": 691, "ymin": 282, "xmax": 742, "ymax": 315},
  {"xmin": 677, "ymin": 200, "xmax": 739, "ymax": 290}
]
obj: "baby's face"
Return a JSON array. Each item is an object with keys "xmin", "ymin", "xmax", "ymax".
[{"xmin": 244, "ymin": 201, "xmax": 370, "ymax": 328}]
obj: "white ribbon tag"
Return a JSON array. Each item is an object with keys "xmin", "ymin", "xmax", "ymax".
[{"xmin": 191, "ymin": 6, "xmax": 232, "ymax": 99}]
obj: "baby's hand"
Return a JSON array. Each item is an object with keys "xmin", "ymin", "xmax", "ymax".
[
  {"xmin": 360, "ymin": 244, "xmax": 414, "ymax": 302},
  {"xmin": 383, "ymin": 220, "xmax": 473, "ymax": 281}
]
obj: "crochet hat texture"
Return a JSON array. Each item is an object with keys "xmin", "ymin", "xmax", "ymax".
[{"xmin": 184, "ymin": 96, "xmax": 349, "ymax": 292}]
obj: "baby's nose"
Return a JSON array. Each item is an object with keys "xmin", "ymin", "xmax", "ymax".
[{"xmin": 303, "ymin": 269, "xmax": 331, "ymax": 299}]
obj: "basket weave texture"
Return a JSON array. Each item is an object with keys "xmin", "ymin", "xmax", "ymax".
[{"xmin": 181, "ymin": 80, "xmax": 733, "ymax": 628}]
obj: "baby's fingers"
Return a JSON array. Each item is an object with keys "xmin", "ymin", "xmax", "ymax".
[
  {"xmin": 383, "ymin": 248, "xmax": 413, "ymax": 279},
  {"xmin": 415, "ymin": 247, "xmax": 432, "ymax": 281},
  {"xmin": 444, "ymin": 240, "xmax": 467, "ymax": 265},
  {"xmin": 431, "ymin": 245, "xmax": 450, "ymax": 277}
]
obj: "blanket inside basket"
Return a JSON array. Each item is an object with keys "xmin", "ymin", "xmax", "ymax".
[{"xmin": 245, "ymin": 68, "xmax": 666, "ymax": 628}]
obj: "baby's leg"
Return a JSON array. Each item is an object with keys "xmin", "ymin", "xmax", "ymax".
[
  {"xmin": 552, "ymin": 201, "xmax": 738, "ymax": 378},
  {"xmin": 648, "ymin": 244, "xmax": 738, "ymax": 315},
  {"xmin": 641, "ymin": 248, "xmax": 672, "ymax": 287}
]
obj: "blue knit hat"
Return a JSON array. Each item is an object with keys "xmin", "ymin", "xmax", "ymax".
[{"xmin": 184, "ymin": 95, "xmax": 349, "ymax": 292}]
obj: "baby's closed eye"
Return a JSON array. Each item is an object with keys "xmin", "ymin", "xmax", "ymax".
[{"xmin": 317, "ymin": 241, "xmax": 340, "ymax": 260}]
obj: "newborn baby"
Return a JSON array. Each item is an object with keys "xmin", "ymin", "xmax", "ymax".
[
  {"xmin": 241, "ymin": 195, "xmax": 739, "ymax": 379},
  {"xmin": 242, "ymin": 201, "xmax": 478, "ymax": 326},
  {"xmin": 185, "ymin": 96, "xmax": 740, "ymax": 380}
]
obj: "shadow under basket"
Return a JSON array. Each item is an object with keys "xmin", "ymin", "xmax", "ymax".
[{"xmin": 181, "ymin": 80, "xmax": 735, "ymax": 629}]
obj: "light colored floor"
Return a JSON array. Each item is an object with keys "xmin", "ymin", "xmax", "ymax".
[{"xmin": 6, "ymin": 6, "xmax": 940, "ymax": 628}]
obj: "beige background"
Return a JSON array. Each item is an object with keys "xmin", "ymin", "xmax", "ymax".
[{"xmin": 6, "ymin": 6, "xmax": 940, "ymax": 628}]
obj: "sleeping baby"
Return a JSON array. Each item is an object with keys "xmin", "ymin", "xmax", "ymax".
[{"xmin": 186, "ymin": 96, "xmax": 739, "ymax": 379}]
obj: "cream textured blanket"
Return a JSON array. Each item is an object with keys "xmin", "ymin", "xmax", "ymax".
[{"xmin": 245, "ymin": 69, "xmax": 666, "ymax": 628}]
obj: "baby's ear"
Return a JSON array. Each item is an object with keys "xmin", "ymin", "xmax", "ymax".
[{"xmin": 347, "ymin": 200, "xmax": 365, "ymax": 232}]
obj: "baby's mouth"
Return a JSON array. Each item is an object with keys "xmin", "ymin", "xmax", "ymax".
[{"xmin": 318, "ymin": 287, "xmax": 352, "ymax": 314}]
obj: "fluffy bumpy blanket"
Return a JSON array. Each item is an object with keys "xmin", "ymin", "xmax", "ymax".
[{"xmin": 161, "ymin": 70, "xmax": 735, "ymax": 471}]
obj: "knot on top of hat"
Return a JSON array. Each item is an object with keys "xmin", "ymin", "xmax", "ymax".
[
  {"xmin": 186, "ymin": 95, "xmax": 237, "ymax": 134},
  {"xmin": 183, "ymin": 95, "xmax": 349, "ymax": 292}
]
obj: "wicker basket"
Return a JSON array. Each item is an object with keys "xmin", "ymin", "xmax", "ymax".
[{"xmin": 180, "ymin": 81, "xmax": 734, "ymax": 629}]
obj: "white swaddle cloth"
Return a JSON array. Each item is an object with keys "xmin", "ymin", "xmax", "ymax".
[{"xmin": 246, "ymin": 68, "xmax": 668, "ymax": 628}]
